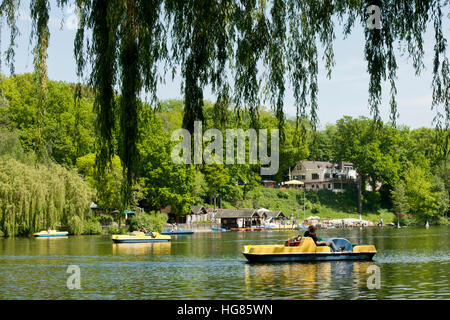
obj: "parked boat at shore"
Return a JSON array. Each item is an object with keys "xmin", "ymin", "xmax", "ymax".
[
  {"xmin": 242, "ymin": 237, "xmax": 376, "ymax": 262},
  {"xmin": 33, "ymin": 230, "xmax": 68, "ymax": 238},
  {"xmin": 161, "ymin": 228, "xmax": 194, "ymax": 235},
  {"xmin": 211, "ymin": 227, "xmax": 226, "ymax": 232},
  {"xmin": 112, "ymin": 231, "xmax": 171, "ymax": 243},
  {"xmin": 230, "ymin": 227, "xmax": 265, "ymax": 232}
]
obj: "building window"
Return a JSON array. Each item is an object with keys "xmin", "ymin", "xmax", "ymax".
[
  {"xmin": 312, "ymin": 173, "xmax": 319, "ymax": 180},
  {"xmin": 300, "ymin": 175, "xmax": 306, "ymax": 180},
  {"xmin": 328, "ymin": 184, "xmax": 331, "ymax": 189},
  {"xmin": 324, "ymin": 173, "xmax": 330, "ymax": 179}
]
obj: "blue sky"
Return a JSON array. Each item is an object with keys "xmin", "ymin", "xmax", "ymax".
[{"xmin": 1, "ymin": 2, "xmax": 448, "ymax": 129}]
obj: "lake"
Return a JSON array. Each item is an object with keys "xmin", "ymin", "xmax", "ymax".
[{"xmin": 0, "ymin": 226, "xmax": 448, "ymax": 299}]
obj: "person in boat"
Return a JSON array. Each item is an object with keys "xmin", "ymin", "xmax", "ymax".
[
  {"xmin": 170, "ymin": 223, "xmax": 178, "ymax": 232},
  {"xmin": 303, "ymin": 225, "xmax": 342, "ymax": 252},
  {"xmin": 146, "ymin": 231, "xmax": 156, "ymax": 238},
  {"xmin": 47, "ymin": 228, "xmax": 52, "ymax": 234},
  {"xmin": 139, "ymin": 225, "xmax": 147, "ymax": 233}
]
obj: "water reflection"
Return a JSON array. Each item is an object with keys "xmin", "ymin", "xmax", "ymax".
[
  {"xmin": 112, "ymin": 242, "xmax": 171, "ymax": 256},
  {"xmin": 244, "ymin": 261, "xmax": 378, "ymax": 299}
]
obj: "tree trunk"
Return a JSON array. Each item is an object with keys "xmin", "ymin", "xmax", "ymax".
[{"xmin": 358, "ymin": 173, "xmax": 364, "ymax": 214}]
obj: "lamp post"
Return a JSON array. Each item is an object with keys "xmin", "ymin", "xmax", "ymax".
[
  {"xmin": 303, "ymin": 185, "xmax": 306, "ymax": 223},
  {"xmin": 213, "ymin": 193, "xmax": 217, "ymax": 210}
]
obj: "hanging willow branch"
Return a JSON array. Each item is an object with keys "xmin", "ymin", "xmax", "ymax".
[
  {"xmin": 30, "ymin": 0, "xmax": 50, "ymax": 155},
  {"xmin": 0, "ymin": 0, "xmax": 448, "ymax": 206}
]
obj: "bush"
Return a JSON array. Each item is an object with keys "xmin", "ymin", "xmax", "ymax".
[
  {"xmin": 67, "ymin": 216, "xmax": 84, "ymax": 235},
  {"xmin": 107, "ymin": 223, "xmax": 120, "ymax": 234},
  {"xmin": 311, "ymin": 203, "xmax": 321, "ymax": 214},
  {"xmin": 119, "ymin": 226, "xmax": 129, "ymax": 234},
  {"xmin": 277, "ymin": 190, "xmax": 289, "ymax": 199},
  {"xmin": 127, "ymin": 212, "xmax": 168, "ymax": 232},
  {"xmin": 98, "ymin": 215, "xmax": 113, "ymax": 225},
  {"xmin": 306, "ymin": 191, "xmax": 319, "ymax": 204},
  {"xmin": 83, "ymin": 219, "xmax": 102, "ymax": 235},
  {"xmin": 363, "ymin": 192, "xmax": 381, "ymax": 211},
  {"xmin": 0, "ymin": 228, "xmax": 4, "ymax": 237}
]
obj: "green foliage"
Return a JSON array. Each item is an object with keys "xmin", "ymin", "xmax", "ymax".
[
  {"xmin": 363, "ymin": 192, "xmax": 382, "ymax": 212},
  {"xmin": 391, "ymin": 182, "xmax": 409, "ymax": 214},
  {"xmin": 403, "ymin": 165, "xmax": 442, "ymax": 223},
  {"xmin": 82, "ymin": 217, "xmax": 103, "ymax": 235},
  {"xmin": 277, "ymin": 190, "xmax": 289, "ymax": 199},
  {"xmin": 0, "ymin": 74, "xmax": 95, "ymax": 164},
  {"xmin": 0, "ymin": 158, "xmax": 93, "ymax": 236},
  {"xmin": 310, "ymin": 203, "xmax": 320, "ymax": 214},
  {"xmin": 0, "ymin": 129, "xmax": 25, "ymax": 161},
  {"xmin": 0, "ymin": 71, "xmax": 448, "ymax": 227},
  {"xmin": 192, "ymin": 170, "xmax": 208, "ymax": 204},
  {"xmin": 126, "ymin": 212, "xmax": 168, "ymax": 233},
  {"xmin": 76, "ymin": 153, "xmax": 124, "ymax": 212},
  {"xmin": 67, "ymin": 216, "xmax": 84, "ymax": 235},
  {"xmin": 138, "ymin": 110, "xmax": 195, "ymax": 215},
  {"xmin": 0, "ymin": 1, "xmax": 448, "ymax": 208},
  {"xmin": 333, "ymin": 117, "xmax": 402, "ymax": 190},
  {"xmin": 430, "ymin": 176, "xmax": 449, "ymax": 218},
  {"xmin": 106, "ymin": 223, "xmax": 120, "ymax": 235},
  {"xmin": 315, "ymin": 189, "xmax": 357, "ymax": 212}
]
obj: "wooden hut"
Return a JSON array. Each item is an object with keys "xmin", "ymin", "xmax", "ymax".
[
  {"xmin": 214, "ymin": 209, "xmax": 262, "ymax": 230},
  {"xmin": 259, "ymin": 210, "xmax": 286, "ymax": 223},
  {"xmin": 186, "ymin": 206, "xmax": 210, "ymax": 223}
]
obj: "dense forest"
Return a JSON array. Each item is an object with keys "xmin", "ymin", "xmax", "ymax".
[{"xmin": 0, "ymin": 74, "xmax": 448, "ymax": 236}]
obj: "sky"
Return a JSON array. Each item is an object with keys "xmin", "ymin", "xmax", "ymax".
[{"xmin": 1, "ymin": 1, "xmax": 449, "ymax": 129}]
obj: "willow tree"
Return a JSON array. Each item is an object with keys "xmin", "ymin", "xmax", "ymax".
[
  {"xmin": 0, "ymin": 0, "xmax": 448, "ymax": 206},
  {"xmin": 0, "ymin": 158, "xmax": 93, "ymax": 236}
]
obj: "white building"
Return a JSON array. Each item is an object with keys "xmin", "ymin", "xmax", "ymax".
[{"xmin": 290, "ymin": 161, "xmax": 359, "ymax": 192}]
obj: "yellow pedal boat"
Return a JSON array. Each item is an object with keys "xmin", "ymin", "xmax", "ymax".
[
  {"xmin": 33, "ymin": 230, "xmax": 69, "ymax": 238},
  {"xmin": 242, "ymin": 237, "xmax": 376, "ymax": 262},
  {"xmin": 112, "ymin": 231, "xmax": 171, "ymax": 243}
]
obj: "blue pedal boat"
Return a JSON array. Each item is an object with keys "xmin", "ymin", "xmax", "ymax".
[
  {"xmin": 211, "ymin": 227, "xmax": 226, "ymax": 232},
  {"xmin": 33, "ymin": 230, "xmax": 69, "ymax": 238},
  {"xmin": 160, "ymin": 228, "xmax": 195, "ymax": 235}
]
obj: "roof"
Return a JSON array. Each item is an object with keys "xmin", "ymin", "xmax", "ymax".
[
  {"xmin": 160, "ymin": 205, "xmax": 172, "ymax": 213},
  {"xmin": 262, "ymin": 210, "xmax": 285, "ymax": 218},
  {"xmin": 299, "ymin": 161, "xmax": 334, "ymax": 170},
  {"xmin": 215, "ymin": 209, "xmax": 259, "ymax": 219},
  {"xmin": 284, "ymin": 180, "xmax": 304, "ymax": 185},
  {"xmin": 190, "ymin": 206, "xmax": 207, "ymax": 214}
]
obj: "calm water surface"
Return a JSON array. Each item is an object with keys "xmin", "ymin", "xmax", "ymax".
[{"xmin": 0, "ymin": 226, "xmax": 448, "ymax": 299}]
